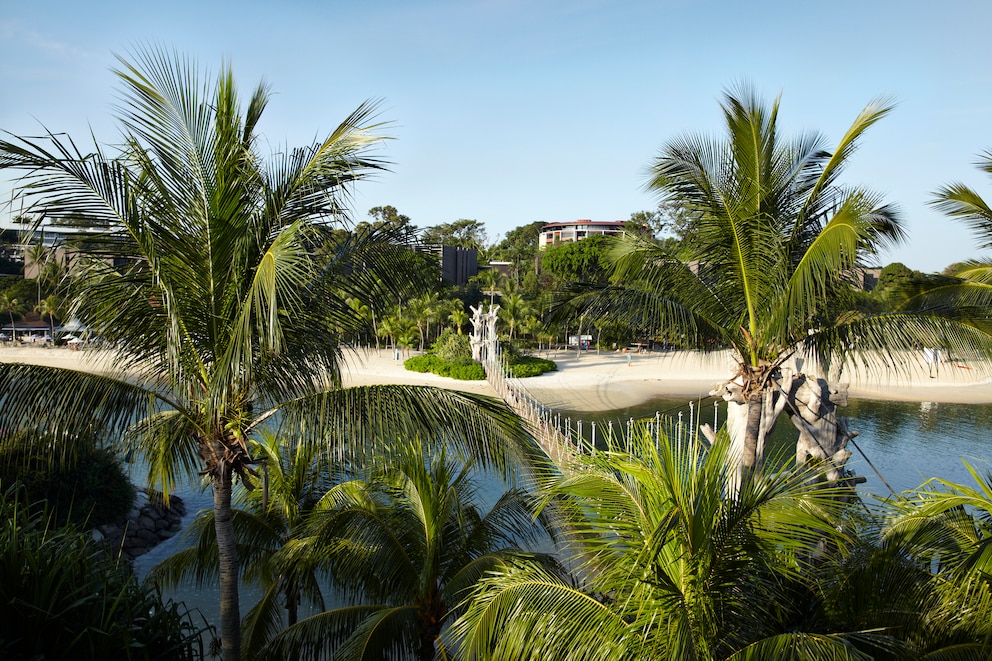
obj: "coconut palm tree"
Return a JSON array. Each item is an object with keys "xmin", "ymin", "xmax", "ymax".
[
  {"xmin": 0, "ymin": 292, "xmax": 20, "ymax": 341},
  {"xmin": 449, "ymin": 305, "xmax": 469, "ymax": 335},
  {"xmin": 150, "ymin": 430, "xmax": 333, "ymax": 658},
  {"xmin": 34, "ymin": 294, "xmax": 60, "ymax": 340},
  {"xmin": 498, "ymin": 291, "xmax": 531, "ymax": 341},
  {"xmin": 449, "ymin": 426, "xmax": 892, "ymax": 660},
  {"xmin": 262, "ymin": 439, "xmax": 558, "ymax": 660},
  {"xmin": 881, "ymin": 463, "xmax": 992, "ymax": 650},
  {"xmin": 560, "ymin": 83, "xmax": 992, "ymax": 489},
  {"xmin": 0, "ymin": 49, "xmax": 537, "ymax": 661}
]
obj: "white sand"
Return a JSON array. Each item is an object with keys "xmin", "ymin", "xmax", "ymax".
[{"xmin": 3, "ymin": 345, "xmax": 991, "ymax": 411}]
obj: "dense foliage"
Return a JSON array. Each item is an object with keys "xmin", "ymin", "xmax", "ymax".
[
  {"xmin": 0, "ymin": 440, "xmax": 133, "ymax": 527},
  {"xmin": 0, "ymin": 484, "xmax": 209, "ymax": 660}
]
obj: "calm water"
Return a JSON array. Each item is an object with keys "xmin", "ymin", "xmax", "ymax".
[
  {"xmin": 557, "ymin": 396, "xmax": 992, "ymax": 497},
  {"xmin": 131, "ymin": 396, "xmax": 992, "ymax": 630}
]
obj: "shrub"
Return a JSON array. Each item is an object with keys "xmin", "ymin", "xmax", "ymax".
[
  {"xmin": 404, "ymin": 354, "xmax": 442, "ymax": 373},
  {"xmin": 404, "ymin": 352, "xmax": 485, "ymax": 381},
  {"xmin": 446, "ymin": 362, "xmax": 486, "ymax": 380},
  {"xmin": 506, "ymin": 356, "xmax": 557, "ymax": 378},
  {"xmin": 0, "ymin": 433, "xmax": 133, "ymax": 528},
  {"xmin": 0, "ymin": 484, "xmax": 210, "ymax": 659}
]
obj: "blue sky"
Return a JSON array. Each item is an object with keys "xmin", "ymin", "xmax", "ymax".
[{"xmin": 2, "ymin": 0, "xmax": 991, "ymax": 272}]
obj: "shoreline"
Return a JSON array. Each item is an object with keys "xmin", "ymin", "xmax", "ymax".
[{"xmin": 3, "ymin": 345, "xmax": 991, "ymax": 410}]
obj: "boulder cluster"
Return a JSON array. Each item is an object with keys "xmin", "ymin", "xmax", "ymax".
[{"xmin": 92, "ymin": 488, "xmax": 187, "ymax": 561}]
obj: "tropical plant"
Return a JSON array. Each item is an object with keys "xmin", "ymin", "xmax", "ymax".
[
  {"xmin": 34, "ymin": 293, "xmax": 60, "ymax": 339},
  {"xmin": 448, "ymin": 426, "xmax": 893, "ymax": 660},
  {"xmin": 0, "ymin": 483, "xmax": 209, "ymax": 660},
  {"xmin": 558, "ymin": 83, "xmax": 992, "ymax": 488},
  {"xmin": 0, "ymin": 49, "xmax": 537, "ymax": 661},
  {"xmin": 262, "ymin": 439, "xmax": 558, "ymax": 660},
  {"xmin": 449, "ymin": 305, "xmax": 469, "ymax": 335},
  {"xmin": 499, "ymin": 290, "xmax": 531, "ymax": 340},
  {"xmin": 0, "ymin": 292, "xmax": 20, "ymax": 340},
  {"xmin": 882, "ymin": 463, "xmax": 992, "ymax": 649},
  {"xmin": 151, "ymin": 431, "xmax": 333, "ymax": 658}
]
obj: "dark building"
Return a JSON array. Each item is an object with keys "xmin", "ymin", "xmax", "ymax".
[{"xmin": 439, "ymin": 246, "xmax": 478, "ymax": 285}]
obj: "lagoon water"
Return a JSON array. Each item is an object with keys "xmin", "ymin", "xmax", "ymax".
[{"xmin": 132, "ymin": 396, "xmax": 992, "ymax": 630}]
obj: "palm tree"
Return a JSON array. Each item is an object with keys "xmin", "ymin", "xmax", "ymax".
[
  {"xmin": 499, "ymin": 291, "xmax": 531, "ymax": 341},
  {"xmin": 881, "ymin": 463, "xmax": 992, "ymax": 650},
  {"xmin": 449, "ymin": 427, "xmax": 885, "ymax": 660},
  {"xmin": 0, "ymin": 49, "xmax": 537, "ymax": 661},
  {"xmin": 449, "ymin": 305, "xmax": 469, "ymax": 335},
  {"xmin": 263, "ymin": 439, "xmax": 558, "ymax": 660},
  {"xmin": 563, "ymin": 84, "xmax": 992, "ymax": 488},
  {"xmin": 0, "ymin": 292, "xmax": 20, "ymax": 341},
  {"xmin": 34, "ymin": 294, "xmax": 60, "ymax": 340},
  {"xmin": 22, "ymin": 237, "xmax": 49, "ymax": 306},
  {"xmin": 151, "ymin": 431, "xmax": 333, "ymax": 658}
]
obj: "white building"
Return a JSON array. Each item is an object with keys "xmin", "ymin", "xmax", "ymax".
[{"xmin": 538, "ymin": 219, "xmax": 628, "ymax": 250}]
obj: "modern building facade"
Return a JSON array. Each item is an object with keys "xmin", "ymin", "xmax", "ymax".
[{"xmin": 539, "ymin": 219, "xmax": 628, "ymax": 249}]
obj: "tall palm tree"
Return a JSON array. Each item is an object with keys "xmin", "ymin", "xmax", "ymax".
[
  {"xmin": 263, "ymin": 439, "xmax": 558, "ymax": 660},
  {"xmin": 0, "ymin": 292, "xmax": 20, "ymax": 341},
  {"xmin": 34, "ymin": 294, "xmax": 60, "ymax": 339},
  {"xmin": 562, "ymin": 84, "xmax": 992, "ymax": 487},
  {"xmin": 0, "ymin": 49, "xmax": 538, "ymax": 661},
  {"xmin": 915, "ymin": 149, "xmax": 992, "ymax": 328},
  {"xmin": 22, "ymin": 237, "xmax": 49, "ymax": 306},
  {"xmin": 449, "ymin": 427, "xmax": 887, "ymax": 660},
  {"xmin": 448, "ymin": 305, "xmax": 469, "ymax": 335},
  {"xmin": 150, "ymin": 431, "xmax": 333, "ymax": 658},
  {"xmin": 499, "ymin": 291, "xmax": 531, "ymax": 340}
]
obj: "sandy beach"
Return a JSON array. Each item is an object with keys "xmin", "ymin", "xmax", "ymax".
[{"xmin": 3, "ymin": 344, "xmax": 991, "ymax": 410}]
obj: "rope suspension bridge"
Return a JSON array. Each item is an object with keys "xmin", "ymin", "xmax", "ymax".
[{"xmin": 470, "ymin": 304, "xmax": 710, "ymax": 464}]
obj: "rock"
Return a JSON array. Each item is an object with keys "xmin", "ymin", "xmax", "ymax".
[
  {"xmin": 138, "ymin": 515, "xmax": 157, "ymax": 531},
  {"xmin": 91, "ymin": 528, "xmax": 105, "ymax": 544},
  {"xmin": 135, "ymin": 528, "xmax": 160, "ymax": 546},
  {"xmin": 157, "ymin": 527, "xmax": 177, "ymax": 540}
]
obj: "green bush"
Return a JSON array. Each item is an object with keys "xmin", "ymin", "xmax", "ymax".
[
  {"xmin": 0, "ymin": 484, "xmax": 210, "ymax": 659},
  {"xmin": 404, "ymin": 354, "xmax": 442, "ymax": 373},
  {"xmin": 404, "ymin": 352, "xmax": 485, "ymax": 381},
  {"xmin": 446, "ymin": 362, "xmax": 486, "ymax": 380},
  {"xmin": 506, "ymin": 356, "xmax": 557, "ymax": 378},
  {"xmin": 0, "ymin": 436, "xmax": 134, "ymax": 528}
]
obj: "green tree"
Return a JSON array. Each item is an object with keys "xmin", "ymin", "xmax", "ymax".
[
  {"xmin": 0, "ymin": 49, "xmax": 535, "ymax": 661},
  {"xmin": 499, "ymin": 291, "xmax": 531, "ymax": 340},
  {"xmin": 151, "ymin": 431, "xmax": 333, "ymax": 658},
  {"xmin": 561, "ymin": 84, "xmax": 992, "ymax": 488},
  {"xmin": 34, "ymin": 294, "xmax": 60, "ymax": 339},
  {"xmin": 491, "ymin": 220, "xmax": 546, "ymax": 277},
  {"xmin": 263, "ymin": 440, "xmax": 556, "ymax": 661},
  {"xmin": 363, "ymin": 205, "xmax": 415, "ymax": 232},
  {"xmin": 449, "ymin": 305, "xmax": 469, "ymax": 335},
  {"xmin": 422, "ymin": 218, "xmax": 488, "ymax": 250},
  {"xmin": 540, "ymin": 234, "xmax": 613, "ymax": 285},
  {"xmin": 0, "ymin": 292, "xmax": 20, "ymax": 341},
  {"xmin": 449, "ymin": 429, "xmax": 882, "ymax": 660}
]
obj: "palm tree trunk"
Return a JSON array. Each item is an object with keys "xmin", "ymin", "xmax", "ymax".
[{"xmin": 214, "ymin": 468, "xmax": 241, "ymax": 661}]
